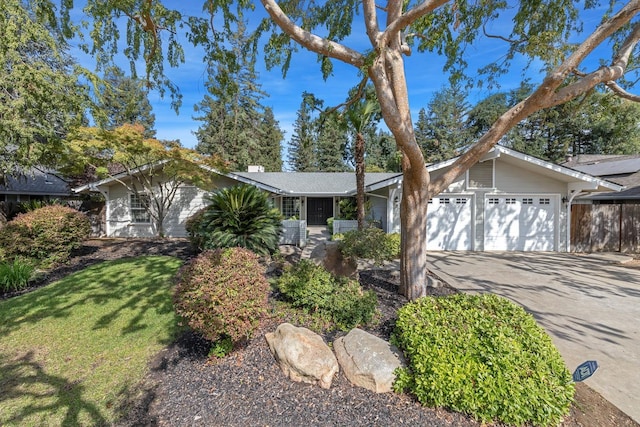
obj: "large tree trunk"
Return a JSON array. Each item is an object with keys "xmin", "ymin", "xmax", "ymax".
[
  {"xmin": 355, "ymin": 132, "xmax": 366, "ymax": 230},
  {"xmin": 398, "ymin": 158, "xmax": 430, "ymax": 299}
]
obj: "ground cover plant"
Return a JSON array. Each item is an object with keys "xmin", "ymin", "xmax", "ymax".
[
  {"xmin": 0, "ymin": 255, "xmax": 182, "ymax": 426},
  {"xmin": 275, "ymin": 259, "xmax": 378, "ymax": 330},
  {"xmin": 392, "ymin": 293, "xmax": 575, "ymax": 426}
]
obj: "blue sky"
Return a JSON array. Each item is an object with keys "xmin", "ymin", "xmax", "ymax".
[{"xmin": 67, "ymin": 2, "xmax": 614, "ymax": 165}]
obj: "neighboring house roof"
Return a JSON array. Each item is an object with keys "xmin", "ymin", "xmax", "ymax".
[
  {"xmin": 0, "ymin": 168, "xmax": 71, "ymax": 197},
  {"xmin": 561, "ymin": 153, "xmax": 640, "ymax": 199},
  {"xmin": 231, "ymin": 172, "xmax": 403, "ymax": 196}
]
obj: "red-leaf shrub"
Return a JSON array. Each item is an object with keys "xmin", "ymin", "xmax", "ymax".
[
  {"xmin": 0, "ymin": 205, "xmax": 91, "ymax": 265},
  {"xmin": 173, "ymin": 247, "xmax": 270, "ymax": 345}
]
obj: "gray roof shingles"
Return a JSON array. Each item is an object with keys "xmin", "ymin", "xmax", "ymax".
[
  {"xmin": 233, "ymin": 172, "xmax": 402, "ymax": 195},
  {"xmin": 0, "ymin": 168, "xmax": 71, "ymax": 196}
]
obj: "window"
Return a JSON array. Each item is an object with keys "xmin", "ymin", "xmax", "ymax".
[
  {"xmin": 441, "ymin": 198, "xmax": 450, "ymax": 204},
  {"xmin": 455, "ymin": 198, "xmax": 468, "ymax": 205},
  {"xmin": 523, "ymin": 198, "xmax": 533, "ymax": 205},
  {"xmin": 488, "ymin": 198, "xmax": 500, "ymax": 204},
  {"xmin": 282, "ymin": 197, "xmax": 300, "ymax": 219},
  {"xmin": 539, "ymin": 198, "xmax": 551, "ymax": 205},
  {"xmin": 130, "ymin": 193, "xmax": 151, "ymax": 223},
  {"xmin": 505, "ymin": 198, "xmax": 517, "ymax": 204}
]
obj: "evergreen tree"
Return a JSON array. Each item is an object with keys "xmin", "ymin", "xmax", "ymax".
[
  {"xmin": 98, "ymin": 66, "xmax": 156, "ymax": 138},
  {"xmin": 316, "ymin": 111, "xmax": 350, "ymax": 171},
  {"xmin": 366, "ymin": 130, "xmax": 400, "ymax": 172},
  {"xmin": 419, "ymin": 84, "xmax": 471, "ymax": 163},
  {"xmin": 288, "ymin": 94, "xmax": 319, "ymax": 171},
  {"xmin": 255, "ymin": 107, "xmax": 284, "ymax": 171},
  {"xmin": 195, "ymin": 23, "xmax": 280, "ymax": 171}
]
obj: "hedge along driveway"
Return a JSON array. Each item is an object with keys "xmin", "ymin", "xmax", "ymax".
[{"xmin": 0, "ymin": 256, "xmax": 183, "ymax": 426}]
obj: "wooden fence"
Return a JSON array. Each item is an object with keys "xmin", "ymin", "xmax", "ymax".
[{"xmin": 571, "ymin": 204, "xmax": 640, "ymax": 253}]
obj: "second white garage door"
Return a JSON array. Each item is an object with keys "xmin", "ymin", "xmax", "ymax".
[
  {"xmin": 427, "ymin": 195, "xmax": 473, "ymax": 251},
  {"xmin": 484, "ymin": 195, "xmax": 558, "ymax": 251}
]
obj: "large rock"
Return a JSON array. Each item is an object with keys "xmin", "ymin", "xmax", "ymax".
[
  {"xmin": 265, "ymin": 323, "xmax": 339, "ymax": 389},
  {"xmin": 309, "ymin": 241, "xmax": 357, "ymax": 278},
  {"xmin": 334, "ymin": 328, "xmax": 406, "ymax": 393}
]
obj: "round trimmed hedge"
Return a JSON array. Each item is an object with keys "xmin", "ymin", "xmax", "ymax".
[
  {"xmin": 173, "ymin": 247, "xmax": 270, "ymax": 346},
  {"xmin": 392, "ymin": 293, "xmax": 574, "ymax": 426}
]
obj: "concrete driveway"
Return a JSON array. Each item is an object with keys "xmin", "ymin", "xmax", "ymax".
[{"xmin": 428, "ymin": 252, "xmax": 640, "ymax": 423}]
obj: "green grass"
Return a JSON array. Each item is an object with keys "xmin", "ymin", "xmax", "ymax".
[{"xmin": 0, "ymin": 256, "xmax": 183, "ymax": 426}]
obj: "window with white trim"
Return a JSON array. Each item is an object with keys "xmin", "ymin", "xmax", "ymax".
[
  {"xmin": 539, "ymin": 198, "xmax": 551, "ymax": 205},
  {"xmin": 455, "ymin": 198, "xmax": 468, "ymax": 204},
  {"xmin": 523, "ymin": 198, "xmax": 533, "ymax": 205},
  {"xmin": 505, "ymin": 198, "xmax": 517, "ymax": 204},
  {"xmin": 282, "ymin": 197, "xmax": 300, "ymax": 219},
  {"xmin": 441, "ymin": 198, "xmax": 450, "ymax": 204},
  {"xmin": 488, "ymin": 198, "xmax": 500, "ymax": 204},
  {"xmin": 130, "ymin": 193, "xmax": 151, "ymax": 223}
]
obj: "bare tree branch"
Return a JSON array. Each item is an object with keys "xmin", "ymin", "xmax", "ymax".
[{"xmin": 605, "ymin": 80, "xmax": 640, "ymax": 102}]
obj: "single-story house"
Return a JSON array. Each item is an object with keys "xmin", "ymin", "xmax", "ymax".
[
  {"xmin": 1, "ymin": 168, "xmax": 75, "ymax": 217},
  {"xmin": 562, "ymin": 154, "xmax": 640, "ymax": 203},
  {"xmin": 74, "ymin": 146, "xmax": 621, "ymax": 251}
]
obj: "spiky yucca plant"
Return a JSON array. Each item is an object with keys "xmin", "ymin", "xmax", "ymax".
[{"xmin": 197, "ymin": 184, "xmax": 282, "ymax": 256}]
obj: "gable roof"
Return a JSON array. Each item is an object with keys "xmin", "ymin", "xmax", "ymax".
[
  {"xmin": 0, "ymin": 168, "xmax": 71, "ymax": 196},
  {"xmin": 427, "ymin": 145, "xmax": 623, "ymax": 192},
  {"xmin": 231, "ymin": 172, "xmax": 403, "ymax": 196}
]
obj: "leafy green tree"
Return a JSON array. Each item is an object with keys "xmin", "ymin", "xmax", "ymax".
[
  {"xmin": 98, "ymin": 66, "xmax": 156, "ymax": 138},
  {"xmin": 0, "ymin": 0, "xmax": 88, "ymax": 177},
  {"xmin": 365, "ymin": 130, "xmax": 400, "ymax": 172},
  {"xmin": 62, "ymin": 124, "xmax": 223, "ymax": 238},
  {"xmin": 196, "ymin": 184, "xmax": 282, "ymax": 256}
]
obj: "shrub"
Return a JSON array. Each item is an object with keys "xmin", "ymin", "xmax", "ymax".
[
  {"xmin": 392, "ymin": 294, "xmax": 574, "ymax": 426},
  {"xmin": 0, "ymin": 205, "xmax": 91, "ymax": 266},
  {"xmin": 338, "ymin": 228, "xmax": 400, "ymax": 265},
  {"xmin": 196, "ymin": 184, "xmax": 282, "ymax": 256},
  {"xmin": 173, "ymin": 247, "xmax": 270, "ymax": 346},
  {"xmin": 0, "ymin": 259, "xmax": 35, "ymax": 293},
  {"xmin": 185, "ymin": 208, "xmax": 207, "ymax": 250},
  {"xmin": 276, "ymin": 260, "xmax": 377, "ymax": 330}
]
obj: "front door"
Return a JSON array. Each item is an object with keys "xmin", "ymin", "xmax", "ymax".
[{"xmin": 307, "ymin": 197, "xmax": 334, "ymax": 225}]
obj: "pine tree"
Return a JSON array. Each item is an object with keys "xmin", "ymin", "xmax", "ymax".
[
  {"xmin": 316, "ymin": 111, "xmax": 350, "ymax": 171},
  {"xmin": 288, "ymin": 94, "xmax": 318, "ymax": 171},
  {"xmin": 255, "ymin": 108, "xmax": 284, "ymax": 171},
  {"xmin": 98, "ymin": 66, "xmax": 156, "ymax": 138}
]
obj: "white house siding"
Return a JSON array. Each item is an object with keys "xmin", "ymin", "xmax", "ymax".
[
  {"xmin": 368, "ymin": 188, "xmax": 389, "ymax": 231},
  {"xmin": 106, "ymin": 182, "xmax": 209, "ymax": 238}
]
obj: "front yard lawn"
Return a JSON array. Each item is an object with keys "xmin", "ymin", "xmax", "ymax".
[{"xmin": 0, "ymin": 256, "xmax": 183, "ymax": 426}]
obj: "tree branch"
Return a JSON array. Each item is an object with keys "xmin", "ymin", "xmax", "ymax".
[
  {"xmin": 605, "ymin": 80, "xmax": 640, "ymax": 102},
  {"xmin": 259, "ymin": 0, "xmax": 365, "ymax": 67}
]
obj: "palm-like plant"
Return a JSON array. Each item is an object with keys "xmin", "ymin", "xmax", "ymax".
[{"xmin": 197, "ymin": 184, "xmax": 282, "ymax": 256}]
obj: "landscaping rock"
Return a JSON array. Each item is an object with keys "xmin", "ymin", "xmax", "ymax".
[
  {"xmin": 334, "ymin": 328, "xmax": 406, "ymax": 393},
  {"xmin": 309, "ymin": 241, "xmax": 357, "ymax": 278},
  {"xmin": 265, "ymin": 323, "xmax": 339, "ymax": 389}
]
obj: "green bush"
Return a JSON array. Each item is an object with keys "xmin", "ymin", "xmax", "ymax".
[
  {"xmin": 392, "ymin": 294, "xmax": 574, "ymax": 426},
  {"xmin": 276, "ymin": 260, "xmax": 377, "ymax": 330},
  {"xmin": 194, "ymin": 184, "xmax": 282, "ymax": 256},
  {"xmin": 0, "ymin": 205, "xmax": 91, "ymax": 266},
  {"xmin": 0, "ymin": 259, "xmax": 35, "ymax": 292},
  {"xmin": 338, "ymin": 228, "xmax": 400, "ymax": 265},
  {"xmin": 185, "ymin": 208, "xmax": 207, "ymax": 250},
  {"xmin": 173, "ymin": 247, "xmax": 270, "ymax": 346}
]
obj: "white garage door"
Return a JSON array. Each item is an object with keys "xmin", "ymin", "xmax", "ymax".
[
  {"xmin": 427, "ymin": 195, "xmax": 473, "ymax": 250},
  {"xmin": 484, "ymin": 195, "xmax": 557, "ymax": 251}
]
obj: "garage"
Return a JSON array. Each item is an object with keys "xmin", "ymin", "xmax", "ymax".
[
  {"xmin": 427, "ymin": 195, "xmax": 473, "ymax": 250},
  {"xmin": 484, "ymin": 194, "xmax": 558, "ymax": 251}
]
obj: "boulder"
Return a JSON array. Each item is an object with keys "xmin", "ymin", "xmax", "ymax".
[
  {"xmin": 309, "ymin": 241, "xmax": 357, "ymax": 278},
  {"xmin": 334, "ymin": 328, "xmax": 406, "ymax": 393},
  {"xmin": 265, "ymin": 323, "xmax": 339, "ymax": 389}
]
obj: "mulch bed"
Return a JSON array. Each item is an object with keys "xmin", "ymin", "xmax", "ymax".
[{"xmin": 4, "ymin": 239, "xmax": 638, "ymax": 426}]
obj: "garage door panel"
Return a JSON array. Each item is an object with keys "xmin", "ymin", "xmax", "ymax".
[
  {"xmin": 484, "ymin": 195, "xmax": 557, "ymax": 251},
  {"xmin": 427, "ymin": 196, "xmax": 472, "ymax": 251}
]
